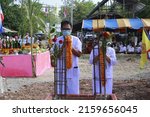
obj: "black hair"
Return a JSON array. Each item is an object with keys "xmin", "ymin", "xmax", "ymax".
[{"xmin": 61, "ymin": 20, "xmax": 72, "ymax": 29}]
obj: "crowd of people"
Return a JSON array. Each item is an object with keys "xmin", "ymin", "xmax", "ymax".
[
  {"xmin": 0, "ymin": 36, "xmax": 21, "ymax": 49},
  {"xmin": 0, "ymin": 33, "xmax": 40, "ymax": 50},
  {"xmin": 111, "ymin": 41, "xmax": 142, "ymax": 54}
]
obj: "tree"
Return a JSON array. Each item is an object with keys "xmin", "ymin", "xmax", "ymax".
[
  {"xmin": 48, "ymin": 6, "xmax": 60, "ymax": 25},
  {"xmin": 1, "ymin": 0, "xmax": 59, "ymax": 37},
  {"xmin": 23, "ymin": 0, "xmax": 41, "ymax": 77},
  {"xmin": 1, "ymin": 0, "xmax": 25, "ymax": 33},
  {"xmin": 59, "ymin": 0, "xmax": 95, "ymax": 24},
  {"xmin": 73, "ymin": 0, "xmax": 95, "ymax": 23}
]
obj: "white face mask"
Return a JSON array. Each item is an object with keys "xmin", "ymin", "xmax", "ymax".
[{"xmin": 62, "ymin": 30, "xmax": 72, "ymax": 36}]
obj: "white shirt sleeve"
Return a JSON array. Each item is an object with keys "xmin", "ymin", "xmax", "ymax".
[
  {"xmin": 89, "ymin": 46, "xmax": 99, "ymax": 64},
  {"xmin": 106, "ymin": 47, "xmax": 117, "ymax": 65},
  {"xmin": 73, "ymin": 36, "xmax": 82, "ymax": 52},
  {"xmin": 89, "ymin": 49, "xmax": 94, "ymax": 64}
]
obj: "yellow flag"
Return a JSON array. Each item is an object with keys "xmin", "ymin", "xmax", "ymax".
[{"xmin": 140, "ymin": 29, "xmax": 150, "ymax": 68}]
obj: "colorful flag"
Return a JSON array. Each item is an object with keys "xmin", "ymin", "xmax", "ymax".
[
  {"xmin": 140, "ymin": 29, "xmax": 150, "ymax": 68},
  {"xmin": 0, "ymin": 4, "xmax": 4, "ymax": 33},
  {"xmin": 0, "ymin": 21, "xmax": 2, "ymax": 33},
  {"xmin": 0, "ymin": 4, "xmax": 4, "ymax": 22}
]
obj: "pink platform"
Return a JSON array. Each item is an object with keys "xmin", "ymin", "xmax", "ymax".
[{"xmin": 0, "ymin": 51, "xmax": 51, "ymax": 78}]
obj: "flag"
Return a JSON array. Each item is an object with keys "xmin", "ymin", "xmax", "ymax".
[
  {"xmin": 140, "ymin": 29, "xmax": 150, "ymax": 68},
  {"xmin": 0, "ymin": 4, "xmax": 4, "ymax": 22},
  {"xmin": 0, "ymin": 21, "xmax": 2, "ymax": 33},
  {"xmin": 0, "ymin": 4, "xmax": 4, "ymax": 33}
]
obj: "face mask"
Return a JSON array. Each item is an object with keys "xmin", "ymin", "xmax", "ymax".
[{"xmin": 62, "ymin": 30, "xmax": 71, "ymax": 36}]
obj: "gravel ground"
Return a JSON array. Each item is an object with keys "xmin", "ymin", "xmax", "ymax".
[
  {"xmin": 0, "ymin": 54, "xmax": 150, "ymax": 99},
  {"xmin": 0, "ymin": 69, "xmax": 54, "ymax": 92}
]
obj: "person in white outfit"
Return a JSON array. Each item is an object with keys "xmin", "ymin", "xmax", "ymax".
[
  {"xmin": 54, "ymin": 20, "xmax": 82, "ymax": 95},
  {"xmin": 89, "ymin": 41, "xmax": 117, "ymax": 94}
]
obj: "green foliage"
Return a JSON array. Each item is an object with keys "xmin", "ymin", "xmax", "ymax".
[
  {"xmin": 1, "ymin": 1, "xmax": 25, "ymax": 33},
  {"xmin": 3, "ymin": 5, "xmax": 22, "ymax": 30},
  {"xmin": 59, "ymin": 0, "xmax": 95, "ymax": 24},
  {"xmin": 1, "ymin": 0, "xmax": 59, "ymax": 37},
  {"xmin": 73, "ymin": 0, "xmax": 95, "ymax": 23},
  {"xmin": 0, "ymin": 0, "xmax": 12, "ymax": 5},
  {"xmin": 47, "ymin": 6, "xmax": 60, "ymax": 25},
  {"xmin": 50, "ymin": 27, "xmax": 55, "ymax": 33}
]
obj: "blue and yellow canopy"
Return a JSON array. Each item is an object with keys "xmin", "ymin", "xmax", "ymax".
[{"xmin": 82, "ymin": 18, "xmax": 150, "ymax": 31}]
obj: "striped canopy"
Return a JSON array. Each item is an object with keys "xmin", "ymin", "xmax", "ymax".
[{"xmin": 82, "ymin": 18, "xmax": 150, "ymax": 31}]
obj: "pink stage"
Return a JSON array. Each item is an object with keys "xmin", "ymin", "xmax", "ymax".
[{"xmin": 0, "ymin": 51, "xmax": 51, "ymax": 78}]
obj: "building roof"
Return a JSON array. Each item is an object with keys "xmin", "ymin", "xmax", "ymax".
[{"xmin": 116, "ymin": 0, "xmax": 145, "ymax": 13}]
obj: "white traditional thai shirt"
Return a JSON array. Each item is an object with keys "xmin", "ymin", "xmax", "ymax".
[
  {"xmin": 89, "ymin": 46, "xmax": 117, "ymax": 79},
  {"xmin": 54, "ymin": 35, "xmax": 82, "ymax": 94}
]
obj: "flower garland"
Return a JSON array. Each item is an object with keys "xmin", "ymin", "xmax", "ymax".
[
  {"xmin": 99, "ymin": 48, "xmax": 105, "ymax": 86},
  {"xmin": 65, "ymin": 35, "xmax": 72, "ymax": 69},
  {"xmin": 99, "ymin": 31, "xmax": 111, "ymax": 86}
]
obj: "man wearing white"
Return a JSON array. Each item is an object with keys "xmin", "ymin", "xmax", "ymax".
[
  {"xmin": 89, "ymin": 42, "xmax": 117, "ymax": 94},
  {"xmin": 54, "ymin": 20, "xmax": 82, "ymax": 95}
]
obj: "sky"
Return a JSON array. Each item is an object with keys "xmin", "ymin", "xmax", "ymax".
[{"xmin": 39, "ymin": 0, "xmax": 101, "ymax": 7}]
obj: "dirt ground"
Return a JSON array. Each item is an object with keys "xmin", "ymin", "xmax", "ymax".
[{"xmin": 0, "ymin": 54, "xmax": 150, "ymax": 100}]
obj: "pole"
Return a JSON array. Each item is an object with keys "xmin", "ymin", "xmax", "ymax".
[{"xmin": 71, "ymin": 0, "xmax": 73, "ymax": 26}]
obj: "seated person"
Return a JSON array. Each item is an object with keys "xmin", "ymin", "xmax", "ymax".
[
  {"xmin": 119, "ymin": 44, "xmax": 127, "ymax": 53},
  {"xmin": 127, "ymin": 45, "xmax": 134, "ymax": 54},
  {"xmin": 135, "ymin": 45, "xmax": 141, "ymax": 54}
]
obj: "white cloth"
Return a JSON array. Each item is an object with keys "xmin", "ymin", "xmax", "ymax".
[
  {"xmin": 128, "ymin": 46, "xmax": 134, "ymax": 52},
  {"xmin": 127, "ymin": 45, "xmax": 131, "ymax": 52},
  {"xmin": 54, "ymin": 35, "xmax": 82, "ymax": 94},
  {"xmin": 119, "ymin": 45, "xmax": 126, "ymax": 53},
  {"xmin": 123, "ymin": 46, "xmax": 127, "ymax": 52},
  {"xmin": 89, "ymin": 46, "xmax": 117, "ymax": 94},
  {"xmin": 136, "ymin": 46, "xmax": 141, "ymax": 53}
]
